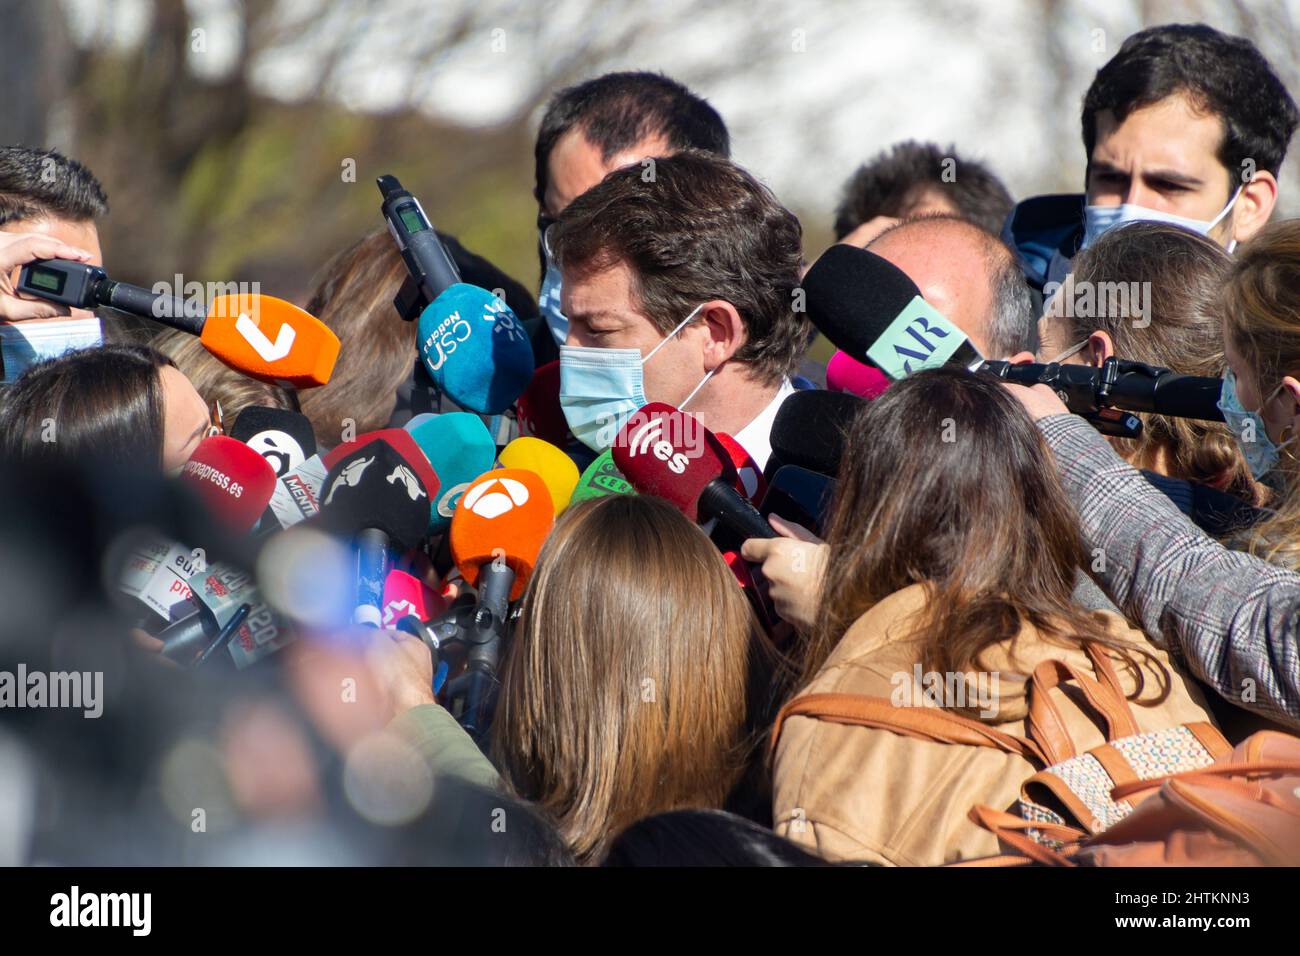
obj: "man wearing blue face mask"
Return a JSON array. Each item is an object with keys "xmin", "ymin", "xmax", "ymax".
[
  {"xmin": 530, "ymin": 72, "xmax": 731, "ymax": 366},
  {"xmin": 548, "ymin": 151, "xmax": 809, "ymax": 471},
  {"xmin": 1003, "ymin": 23, "xmax": 1298, "ymax": 301},
  {"xmin": 0, "ymin": 147, "xmax": 111, "ymax": 384}
]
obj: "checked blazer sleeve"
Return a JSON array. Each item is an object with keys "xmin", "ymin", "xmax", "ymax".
[{"xmin": 1038, "ymin": 413, "xmax": 1300, "ymax": 729}]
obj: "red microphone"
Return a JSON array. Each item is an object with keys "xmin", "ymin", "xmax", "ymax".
[
  {"xmin": 612, "ymin": 403, "xmax": 774, "ymax": 541},
  {"xmin": 179, "ymin": 435, "xmax": 277, "ymax": 534},
  {"xmin": 515, "ymin": 360, "xmax": 572, "ymax": 446}
]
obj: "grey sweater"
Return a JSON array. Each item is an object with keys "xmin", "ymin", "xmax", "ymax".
[{"xmin": 1039, "ymin": 413, "xmax": 1300, "ymax": 729}]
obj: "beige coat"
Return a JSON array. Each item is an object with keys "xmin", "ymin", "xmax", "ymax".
[{"xmin": 771, "ymin": 584, "xmax": 1219, "ymax": 866}]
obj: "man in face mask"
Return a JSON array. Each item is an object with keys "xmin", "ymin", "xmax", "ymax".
[
  {"xmin": 1003, "ymin": 23, "xmax": 1298, "ymax": 298},
  {"xmin": 548, "ymin": 151, "xmax": 809, "ymax": 471},
  {"xmin": 531, "ymin": 72, "xmax": 731, "ymax": 365},
  {"xmin": 0, "ymin": 146, "xmax": 110, "ymax": 383}
]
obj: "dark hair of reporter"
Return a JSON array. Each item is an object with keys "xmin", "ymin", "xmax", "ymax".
[
  {"xmin": 804, "ymin": 368, "xmax": 1160, "ymax": 708},
  {"xmin": 0, "ymin": 343, "xmax": 175, "ymax": 468},
  {"xmin": 602, "ymin": 809, "xmax": 843, "ymax": 867},
  {"xmin": 1057, "ymin": 222, "xmax": 1254, "ymax": 501},
  {"xmin": 833, "ymin": 140, "xmax": 1013, "ymax": 239}
]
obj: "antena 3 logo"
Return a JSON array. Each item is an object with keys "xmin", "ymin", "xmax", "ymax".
[{"xmin": 620, "ymin": 412, "xmax": 706, "ymax": 474}]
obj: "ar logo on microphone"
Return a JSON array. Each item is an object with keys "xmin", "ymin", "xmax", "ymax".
[
  {"xmin": 236, "ymin": 313, "xmax": 296, "ymax": 362},
  {"xmin": 866, "ymin": 296, "xmax": 965, "ymax": 379},
  {"xmin": 625, "ymin": 418, "xmax": 689, "ymax": 474},
  {"xmin": 386, "ymin": 464, "xmax": 427, "ymax": 502},
  {"xmin": 323, "ymin": 455, "xmax": 375, "ymax": 505},
  {"xmin": 462, "ymin": 476, "xmax": 530, "ymax": 519}
]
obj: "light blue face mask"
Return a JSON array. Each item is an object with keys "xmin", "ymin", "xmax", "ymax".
[
  {"xmin": 1218, "ymin": 367, "xmax": 1295, "ymax": 480},
  {"xmin": 559, "ymin": 303, "xmax": 716, "ymax": 453},
  {"xmin": 538, "ymin": 224, "xmax": 567, "ymax": 347},
  {"xmin": 1082, "ymin": 186, "xmax": 1242, "ymax": 253},
  {"xmin": 0, "ymin": 316, "xmax": 103, "ymax": 383}
]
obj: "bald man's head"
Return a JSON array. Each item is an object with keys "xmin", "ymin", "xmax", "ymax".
[{"xmin": 866, "ymin": 214, "xmax": 1035, "ymax": 358}]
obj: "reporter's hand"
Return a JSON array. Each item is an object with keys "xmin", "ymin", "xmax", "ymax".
[
  {"xmin": 363, "ymin": 626, "xmax": 436, "ymax": 719},
  {"xmin": 1002, "ymin": 382, "xmax": 1069, "ymax": 421},
  {"xmin": 0, "ymin": 233, "xmax": 93, "ymax": 321},
  {"xmin": 740, "ymin": 514, "xmax": 828, "ymax": 633}
]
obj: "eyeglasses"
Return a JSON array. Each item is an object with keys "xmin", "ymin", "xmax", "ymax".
[{"xmin": 205, "ymin": 399, "xmax": 224, "ymax": 439}]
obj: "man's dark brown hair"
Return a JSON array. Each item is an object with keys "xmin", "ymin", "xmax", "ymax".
[{"xmin": 550, "ymin": 151, "xmax": 808, "ymax": 386}]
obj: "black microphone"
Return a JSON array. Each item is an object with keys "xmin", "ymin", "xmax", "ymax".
[
  {"xmin": 231, "ymin": 406, "xmax": 318, "ymax": 479},
  {"xmin": 801, "ymin": 243, "xmax": 984, "ymax": 378},
  {"xmin": 317, "ymin": 437, "xmax": 436, "ymax": 626},
  {"xmin": 765, "ymin": 388, "xmax": 867, "ymax": 483},
  {"xmin": 759, "ymin": 465, "xmax": 837, "ymax": 537},
  {"xmin": 377, "ymin": 174, "xmax": 462, "ymax": 321}
]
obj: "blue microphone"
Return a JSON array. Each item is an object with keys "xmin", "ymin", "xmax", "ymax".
[
  {"xmin": 417, "ymin": 283, "xmax": 534, "ymax": 415},
  {"xmin": 404, "ymin": 412, "xmax": 498, "ymax": 533}
]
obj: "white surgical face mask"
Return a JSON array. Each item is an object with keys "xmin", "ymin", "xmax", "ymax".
[
  {"xmin": 0, "ymin": 316, "xmax": 103, "ymax": 383},
  {"xmin": 1082, "ymin": 186, "xmax": 1242, "ymax": 252},
  {"xmin": 559, "ymin": 303, "xmax": 717, "ymax": 453}
]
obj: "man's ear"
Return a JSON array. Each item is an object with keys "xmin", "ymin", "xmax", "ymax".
[
  {"xmin": 697, "ymin": 300, "xmax": 746, "ymax": 368},
  {"xmin": 1230, "ymin": 170, "xmax": 1278, "ymax": 244}
]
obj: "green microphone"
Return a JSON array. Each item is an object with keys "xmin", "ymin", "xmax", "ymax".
[{"xmin": 570, "ymin": 449, "xmax": 636, "ymax": 503}]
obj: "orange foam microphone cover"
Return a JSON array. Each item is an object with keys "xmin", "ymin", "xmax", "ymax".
[
  {"xmin": 449, "ymin": 467, "xmax": 554, "ymax": 601},
  {"xmin": 201, "ymin": 293, "xmax": 340, "ymax": 388}
]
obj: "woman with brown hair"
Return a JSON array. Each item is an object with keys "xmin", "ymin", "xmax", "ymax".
[
  {"xmin": 297, "ymin": 229, "xmax": 418, "ymax": 449},
  {"xmin": 1037, "ymin": 221, "xmax": 1259, "ymax": 510},
  {"xmin": 491, "ymin": 493, "xmax": 781, "ymax": 864},
  {"xmin": 770, "ymin": 368, "xmax": 1219, "ymax": 865}
]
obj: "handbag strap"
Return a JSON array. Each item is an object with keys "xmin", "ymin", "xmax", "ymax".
[
  {"xmin": 1027, "ymin": 656, "xmax": 1141, "ymax": 763},
  {"xmin": 770, "ymin": 692, "xmax": 1050, "ymax": 766}
]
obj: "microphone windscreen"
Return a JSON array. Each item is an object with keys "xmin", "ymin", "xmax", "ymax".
[
  {"xmin": 380, "ymin": 568, "xmax": 448, "ymax": 628},
  {"xmin": 497, "ymin": 436, "xmax": 579, "ymax": 515},
  {"xmin": 571, "ymin": 449, "xmax": 635, "ymax": 503},
  {"xmin": 318, "ymin": 438, "xmax": 433, "ymax": 551},
  {"xmin": 802, "ymin": 244, "xmax": 970, "ymax": 379},
  {"xmin": 826, "ymin": 350, "xmax": 891, "ymax": 400},
  {"xmin": 231, "ymin": 405, "xmax": 318, "ymax": 478},
  {"xmin": 179, "ymin": 435, "xmax": 277, "ymax": 534},
  {"xmin": 516, "ymin": 360, "xmax": 572, "ymax": 446},
  {"xmin": 405, "ymin": 412, "xmax": 497, "ymax": 533},
  {"xmin": 611, "ymin": 403, "xmax": 735, "ymax": 522},
  {"xmin": 417, "ymin": 283, "xmax": 534, "ymax": 414},
  {"xmin": 767, "ymin": 389, "xmax": 866, "ymax": 480},
  {"xmin": 322, "ymin": 427, "xmax": 439, "ymax": 501},
  {"xmin": 200, "ymin": 293, "xmax": 340, "ymax": 388},
  {"xmin": 449, "ymin": 467, "xmax": 554, "ymax": 601},
  {"xmin": 716, "ymin": 432, "xmax": 767, "ymax": 503}
]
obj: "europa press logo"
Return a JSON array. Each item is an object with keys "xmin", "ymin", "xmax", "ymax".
[{"xmin": 619, "ymin": 410, "xmax": 706, "ymax": 475}]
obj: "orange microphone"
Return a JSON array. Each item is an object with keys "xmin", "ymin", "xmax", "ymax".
[
  {"xmin": 14, "ymin": 260, "xmax": 340, "ymax": 388},
  {"xmin": 449, "ymin": 467, "xmax": 554, "ymax": 602},
  {"xmin": 201, "ymin": 293, "xmax": 339, "ymax": 388}
]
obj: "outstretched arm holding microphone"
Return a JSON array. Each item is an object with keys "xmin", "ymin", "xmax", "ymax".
[{"xmin": 1004, "ymin": 381, "xmax": 1300, "ymax": 730}]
